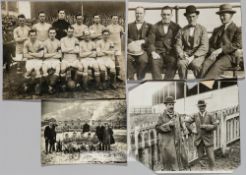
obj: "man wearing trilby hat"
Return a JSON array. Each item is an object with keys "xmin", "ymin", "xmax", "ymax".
[
  {"xmin": 185, "ymin": 100, "xmax": 218, "ymax": 170},
  {"xmin": 155, "ymin": 96, "xmax": 189, "ymax": 171},
  {"xmin": 200, "ymin": 4, "xmax": 242, "ymax": 79},
  {"xmin": 175, "ymin": 5, "xmax": 209, "ymax": 79}
]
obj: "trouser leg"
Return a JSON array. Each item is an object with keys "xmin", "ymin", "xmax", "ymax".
[
  {"xmin": 163, "ymin": 54, "xmax": 177, "ymax": 80},
  {"xmin": 177, "ymin": 60, "xmax": 189, "ymax": 80},
  {"xmin": 151, "ymin": 58, "xmax": 163, "ymax": 80},
  {"xmin": 196, "ymin": 141, "xmax": 206, "ymax": 168},
  {"xmin": 189, "ymin": 56, "xmax": 205, "ymax": 78},
  {"xmin": 136, "ymin": 52, "xmax": 148, "ymax": 80},
  {"xmin": 127, "ymin": 54, "xmax": 136, "ymax": 80},
  {"xmin": 204, "ymin": 55, "xmax": 232, "ymax": 79},
  {"xmin": 206, "ymin": 146, "xmax": 215, "ymax": 170}
]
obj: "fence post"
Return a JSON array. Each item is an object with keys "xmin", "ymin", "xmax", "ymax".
[
  {"xmin": 220, "ymin": 111, "xmax": 228, "ymax": 155},
  {"xmin": 175, "ymin": 6, "xmax": 179, "ymax": 24}
]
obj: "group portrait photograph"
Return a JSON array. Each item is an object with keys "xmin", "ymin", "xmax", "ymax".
[
  {"xmin": 127, "ymin": 2, "xmax": 244, "ymax": 81},
  {"xmin": 2, "ymin": 0, "xmax": 126, "ymax": 100},
  {"xmin": 41, "ymin": 100, "xmax": 127, "ymax": 165}
]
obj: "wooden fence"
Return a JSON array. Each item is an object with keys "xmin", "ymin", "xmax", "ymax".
[{"xmin": 130, "ymin": 105, "xmax": 240, "ymax": 170}]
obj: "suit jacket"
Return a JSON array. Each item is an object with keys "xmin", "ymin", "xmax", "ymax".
[
  {"xmin": 186, "ymin": 111, "xmax": 217, "ymax": 147},
  {"xmin": 148, "ymin": 21, "xmax": 181, "ymax": 55},
  {"xmin": 128, "ymin": 21, "xmax": 152, "ymax": 44},
  {"xmin": 175, "ymin": 24, "xmax": 209, "ymax": 59},
  {"xmin": 209, "ymin": 22, "xmax": 242, "ymax": 55}
]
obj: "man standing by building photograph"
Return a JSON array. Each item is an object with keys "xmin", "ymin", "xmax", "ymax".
[
  {"xmin": 155, "ymin": 96, "xmax": 189, "ymax": 171},
  {"xmin": 175, "ymin": 5, "xmax": 209, "ymax": 79},
  {"xmin": 185, "ymin": 100, "xmax": 218, "ymax": 170},
  {"xmin": 148, "ymin": 6, "xmax": 181, "ymax": 80},
  {"xmin": 200, "ymin": 4, "xmax": 242, "ymax": 79},
  {"xmin": 32, "ymin": 11, "xmax": 52, "ymax": 42}
]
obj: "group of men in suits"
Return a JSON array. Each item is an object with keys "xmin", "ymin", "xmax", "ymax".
[
  {"xmin": 127, "ymin": 4, "xmax": 242, "ymax": 80},
  {"xmin": 13, "ymin": 10, "xmax": 123, "ymax": 95},
  {"xmin": 156, "ymin": 96, "xmax": 217, "ymax": 171}
]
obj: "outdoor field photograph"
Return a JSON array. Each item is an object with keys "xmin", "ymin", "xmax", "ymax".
[{"xmin": 41, "ymin": 99, "xmax": 127, "ymax": 165}]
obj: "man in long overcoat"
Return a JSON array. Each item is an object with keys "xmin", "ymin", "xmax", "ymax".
[{"xmin": 155, "ymin": 96, "xmax": 189, "ymax": 171}]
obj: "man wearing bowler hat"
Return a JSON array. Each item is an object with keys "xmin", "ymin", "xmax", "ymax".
[
  {"xmin": 185, "ymin": 100, "xmax": 218, "ymax": 170},
  {"xmin": 175, "ymin": 5, "xmax": 209, "ymax": 79},
  {"xmin": 200, "ymin": 4, "xmax": 242, "ymax": 79},
  {"xmin": 155, "ymin": 96, "xmax": 189, "ymax": 171}
]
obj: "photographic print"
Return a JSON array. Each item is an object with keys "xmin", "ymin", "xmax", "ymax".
[
  {"xmin": 41, "ymin": 99, "xmax": 127, "ymax": 165},
  {"xmin": 129, "ymin": 81, "xmax": 240, "ymax": 173},
  {"xmin": 127, "ymin": 1, "xmax": 244, "ymax": 81},
  {"xmin": 2, "ymin": 0, "xmax": 126, "ymax": 99}
]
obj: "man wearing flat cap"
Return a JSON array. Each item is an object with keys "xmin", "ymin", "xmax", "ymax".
[
  {"xmin": 185, "ymin": 100, "xmax": 218, "ymax": 170},
  {"xmin": 200, "ymin": 4, "xmax": 242, "ymax": 79},
  {"xmin": 175, "ymin": 5, "xmax": 209, "ymax": 79},
  {"xmin": 148, "ymin": 6, "xmax": 181, "ymax": 80},
  {"xmin": 155, "ymin": 96, "xmax": 189, "ymax": 171},
  {"xmin": 127, "ymin": 6, "xmax": 152, "ymax": 80}
]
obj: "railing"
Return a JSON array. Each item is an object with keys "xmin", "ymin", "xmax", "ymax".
[
  {"xmin": 128, "ymin": 5, "xmax": 241, "ymax": 24},
  {"xmin": 130, "ymin": 105, "xmax": 240, "ymax": 170}
]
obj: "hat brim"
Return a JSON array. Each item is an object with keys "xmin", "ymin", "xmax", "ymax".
[
  {"xmin": 197, "ymin": 104, "xmax": 206, "ymax": 107},
  {"xmin": 164, "ymin": 101, "xmax": 176, "ymax": 104},
  {"xmin": 128, "ymin": 51, "xmax": 144, "ymax": 56},
  {"xmin": 216, "ymin": 10, "xmax": 236, "ymax": 15},
  {"xmin": 184, "ymin": 11, "xmax": 200, "ymax": 16}
]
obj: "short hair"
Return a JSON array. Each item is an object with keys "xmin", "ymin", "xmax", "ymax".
[
  {"xmin": 161, "ymin": 6, "xmax": 173, "ymax": 12},
  {"xmin": 17, "ymin": 14, "xmax": 25, "ymax": 19},
  {"xmin": 48, "ymin": 27, "xmax": 56, "ymax": 32},
  {"xmin": 76, "ymin": 13, "xmax": 83, "ymax": 18},
  {"xmin": 93, "ymin": 15, "xmax": 100, "ymax": 18},
  {"xmin": 38, "ymin": 11, "xmax": 45, "ymax": 15},
  {"xmin": 135, "ymin": 6, "xmax": 145, "ymax": 12},
  {"xmin": 102, "ymin": 29, "xmax": 110, "ymax": 35},
  {"xmin": 67, "ymin": 26, "xmax": 74, "ymax": 30},
  {"xmin": 28, "ymin": 29, "xmax": 37, "ymax": 35},
  {"xmin": 57, "ymin": 9, "xmax": 65, "ymax": 13}
]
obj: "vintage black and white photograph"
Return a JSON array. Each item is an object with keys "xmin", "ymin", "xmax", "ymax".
[
  {"xmin": 129, "ymin": 81, "xmax": 240, "ymax": 172},
  {"xmin": 127, "ymin": 2, "xmax": 244, "ymax": 81},
  {"xmin": 41, "ymin": 100, "xmax": 127, "ymax": 166},
  {"xmin": 2, "ymin": 0, "xmax": 126, "ymax": 99}
]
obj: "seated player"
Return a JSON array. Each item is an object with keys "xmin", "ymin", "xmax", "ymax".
[
  {"xmin": 60, "ymin": 26, "xmax": 81, "ymax": 90},
  {"xmin": 42, "ymin": 28, "xmax": 62, "ymax": 94},
  {"xmin": 96, "ymin": 29, "xmax": 117, "ymax": 89},
  {"xmin": 23, "ymin": 29, "xmax": 44, "ymax": 95},
  {"xmin": 79, "ymin": 30, "xmax": 101, "ymax": 91}
]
